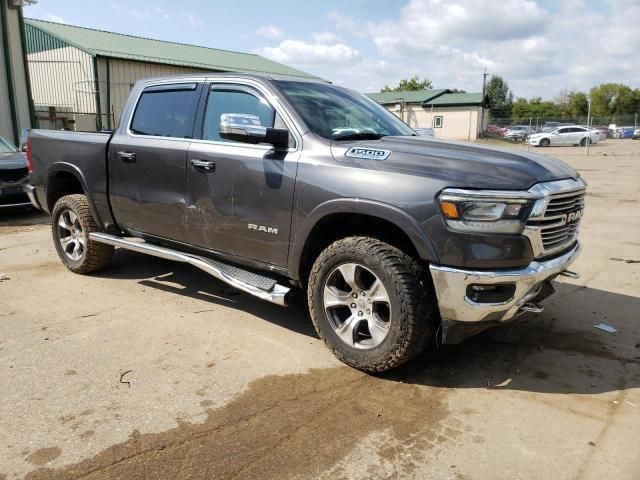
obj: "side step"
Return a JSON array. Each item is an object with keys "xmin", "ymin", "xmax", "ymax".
[{"xmin": 89, "ymin": 232, "xmax": 290, "ymax": 306}]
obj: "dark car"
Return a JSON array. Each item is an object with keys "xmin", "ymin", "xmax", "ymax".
[{"xmin": 0, "ymin": 135, "xmax": 31, "ymax": 209}]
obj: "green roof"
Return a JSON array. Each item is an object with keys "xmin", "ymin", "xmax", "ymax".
[
  {"xmin": 423, "ymin": 92, "xmax": 486, "ymax": 106},
  {"xmin": 365, "ymin": 89, "xmax": 450, "ymax": 105},
  {"xmin": 25, "ymin": 18, "xmax": 321, "ymax": 80}
]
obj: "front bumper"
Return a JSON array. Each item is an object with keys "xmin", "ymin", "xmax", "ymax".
[{"xmin": 430, "ymin": 243, "xmax": 581, "ymax": 342}]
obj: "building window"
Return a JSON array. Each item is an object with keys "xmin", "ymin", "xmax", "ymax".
[{"xmin": 433, "ymin": 116, "xmax": 443, "ymax": 128}]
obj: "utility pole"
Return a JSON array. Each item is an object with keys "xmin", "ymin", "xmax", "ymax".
[
  {"xmin": 586, "ymin": 97, "xmax": 592, "ymax": 156},
  {"xmin": 480, "ymin": 67, "xmax": 489, "ymax": 138}
]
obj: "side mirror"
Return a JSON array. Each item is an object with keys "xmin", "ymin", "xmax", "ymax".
[
  {"xmin": 219, "ymin": 113, "xmax": 289, "ymax": 150},
  {"xmin": 19, "ymin": 128, "xmax": 30, "ymax": 152}
]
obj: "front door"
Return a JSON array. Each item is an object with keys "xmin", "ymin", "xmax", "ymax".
[
  {"xmin": 185, "ymin": 83, "xmax": 299, "ymax": 268},
  {"xmin": 109, "ymin": 82, "xmax": 201, "ymax": 243}
]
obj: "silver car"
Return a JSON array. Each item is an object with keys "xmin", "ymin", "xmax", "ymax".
[{"xmin": 414, "ymin": 127, "xmax": 435, "ymax": 137}]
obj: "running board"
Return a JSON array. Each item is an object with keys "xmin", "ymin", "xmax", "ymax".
[{"xmin": 89, "ymin": 232, "xmax": 290, "ymax": 306}]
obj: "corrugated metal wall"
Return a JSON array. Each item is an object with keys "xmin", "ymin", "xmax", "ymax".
[{"xmin": 96, "ymin": 57, "xmax": 204, "ymax": 128}]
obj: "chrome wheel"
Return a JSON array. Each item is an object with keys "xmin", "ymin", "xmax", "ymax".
[
  {"xmin": 323, "ymin": 263, "xmax": 392, "ymax": 349},
  {"xmin": 57, "ymin": 208, "xmax": 85, "ymax": 261}
]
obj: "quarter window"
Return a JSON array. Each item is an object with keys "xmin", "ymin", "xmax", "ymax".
[
  {"xmin": 202, "ymin": 87, "xmax": 276, "ymax": 142},
  {"xmin": 433, "ymin": 116, "xmax": 443, "ymax": 128},
  {"xmin": 130, "ymin": 84, "xmax": 199, "ymax": 138}
]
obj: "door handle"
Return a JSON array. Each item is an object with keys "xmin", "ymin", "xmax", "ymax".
[
  {"xmin": 190, "ymin": 159, "xmax": 216, "ymax": 172},
  {"xmin": 118, "ymin": 151, "xmax": 136, "ymax": 163}
]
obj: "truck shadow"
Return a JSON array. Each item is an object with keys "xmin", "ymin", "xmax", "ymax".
[
  {"xmin": 0, "ymin": 207, "xmax": 50, "ymax": 227},
  {"xmin": 97, "ymin": 250, "xmax": 639, "ymax": 396}
]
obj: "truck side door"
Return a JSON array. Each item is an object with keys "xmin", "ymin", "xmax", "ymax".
[
  {"xmin": 185, "ymin": 82, "xmax": 299, "ymax": 268},
  {"xmin": 109, "ymin": 82, "xmax": 201, "ymax": 242}
]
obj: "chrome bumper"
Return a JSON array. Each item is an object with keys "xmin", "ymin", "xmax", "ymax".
[
  {"xmin": 429, "ymin": 243, "xmax": 581, "ymax": 326},
  {"xmin": 25, "ymin": 184, "xmax": 41, "ymax": 209}
]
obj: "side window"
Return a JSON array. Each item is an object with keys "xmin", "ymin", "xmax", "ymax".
[
  {"xmin": 130, "ymin": 84, "xmax": 199, "ymax": 138},
  {"xmin": 556, "ymin": 128, "xmax": 568, "ymax": 134},
  {"xmin": 433, "ymin": 116, "xmax": 443, "ymax": 128},
  {"xmin": 202, "ymin": 87, "xmax": 276, "ymax": 142}
]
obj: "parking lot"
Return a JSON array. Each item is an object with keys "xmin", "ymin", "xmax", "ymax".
[{"xmin": 1, "ymin": 140, "xmax": 639, "ymax": 480}]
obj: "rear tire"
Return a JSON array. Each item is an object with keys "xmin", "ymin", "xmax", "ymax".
[
  {"xmin": 307, "ymin": 236, "xmax": 439, "ymax": 372},
  {"xmin": 52, "ymin": 194, "xmax": 114, "ymax": 274},
  {"xmin": 540, "ymin": 138, "xmax": 550, "ymax": 147},
  {"xmin": 580, "ymin": 138, "xmax": 587, "ymax": 147}
]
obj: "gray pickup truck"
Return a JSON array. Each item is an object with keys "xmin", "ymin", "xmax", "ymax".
[{"xmin": 26, "ymin": 73, "xmax": 584, "ymax": 372}]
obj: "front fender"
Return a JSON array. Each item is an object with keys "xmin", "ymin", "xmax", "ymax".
[{"xmin": 288, "ymin": 198, "xmax": 439, "ymax": 281}]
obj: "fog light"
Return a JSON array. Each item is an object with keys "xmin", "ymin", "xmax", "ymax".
[{"xmin": 466, "ymin": 284, "xmax": 516, "ymax": 303}]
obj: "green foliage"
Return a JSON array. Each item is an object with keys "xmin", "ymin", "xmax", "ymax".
[
  {"xmin": 486, "ymin": 75, "xmax": 514, "ymax": 118},
  {"xmin": 381, "ymin": 76, "xmax": 433, "ymax": 92},
  {"xmin": 589, "ymin": 83, "xmax": 638, "ymax": 117}
]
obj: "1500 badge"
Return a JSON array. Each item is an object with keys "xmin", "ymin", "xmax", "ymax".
[{"xmin": 345, "ymin": 147, "xmax": 391, "ymax": 161}]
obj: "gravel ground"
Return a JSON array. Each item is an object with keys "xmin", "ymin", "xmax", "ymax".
[{"xmin": 1, "ymin": 139, "xmax": 639, "ymax": 480}]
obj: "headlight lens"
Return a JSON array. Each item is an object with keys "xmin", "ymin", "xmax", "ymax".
[{"xmin": 439, "ymin": 191, "xmax": 532, "ymax": 234}]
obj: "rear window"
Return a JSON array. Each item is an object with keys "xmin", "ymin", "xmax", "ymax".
[{"xmin": 130, "ymin": 84, "xmax": 199, "ymax": 139}]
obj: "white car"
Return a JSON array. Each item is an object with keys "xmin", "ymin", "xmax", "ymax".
[
  {"xmin": 504, "ymin": 125, "xmax": 535, "ymax": 141},
  {"xmin": 528, "ymin": 126, "xmax": 600, "ymax": 147}
]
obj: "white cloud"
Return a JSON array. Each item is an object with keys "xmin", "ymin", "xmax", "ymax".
[
  {"xmin": 328, "ymin": 11, "xmax": 368, "ymax": 38},
  {"xmin": 129, "ymin": 9, "xmax": 150, "ymax": 21},
  {"xmin": 153, "ymin": 6, "xmax": 170, "ymax": 20},
  {"xmin": 257, "ymin": 25, "xmax": 284, "ymax": 40},
  {"xmin": 182, "ymin": 12, "xmax": 205, "ymax": 27},
  {"xmin": 45, "ymin": 13, "xmax": 65, "ymax": 23},
  {"xmin": 311, "ymin": 32, "xmax": 342, "ymax": 44},
  {"xmin": 259, "ymin": 39, "xmax": 361, "ymax": 66}
]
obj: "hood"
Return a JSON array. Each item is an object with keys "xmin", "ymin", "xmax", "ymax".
[
  {"xmin": 330, "ymin": 136, "xmax": 578, "ymax": 190},
  {"xmin": 0, "ymin": 151, "xmax": 28, "ymax": 170}
]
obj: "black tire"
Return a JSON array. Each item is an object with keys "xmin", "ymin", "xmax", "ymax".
[
  {"xmin": 307, "ymin": 236, "xmax": 439, "ymax": 372},
  {"xmin": 52, "ymin": 194, "xmax": 114, "ymax": 274},
  {"xmin": 580, "ymin": 138, "xmax": 587, "ymax": 147},
  {"xmin": 540, "ymin": 138, "xmax": 550, "ymax": 147}
]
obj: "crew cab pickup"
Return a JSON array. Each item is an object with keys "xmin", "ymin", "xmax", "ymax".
[{"xmin": 26, "ymin": 74, "xmax": 584, "ymax": 372}]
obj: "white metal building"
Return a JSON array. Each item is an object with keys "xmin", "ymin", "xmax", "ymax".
[{"xmin": 366, "ymin": 89, "xmax": 490, "ymax": 141}]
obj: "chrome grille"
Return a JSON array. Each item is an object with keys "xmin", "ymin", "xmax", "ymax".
[{"xmin": 524, "ymin": 180, "xmax": 586, "ymax": 258}]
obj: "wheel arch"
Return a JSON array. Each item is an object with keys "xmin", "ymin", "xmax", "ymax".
[
  {"xmin": 46, "ymin": 163, "xmax": 103, "ymax": 228},
  {"xmin": 289, "ymin": 199, "xmax": 439, "ymax": 285}
]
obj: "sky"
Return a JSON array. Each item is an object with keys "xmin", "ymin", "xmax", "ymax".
[{"xmin": 23, "ymin": 0, "xmax": 640, "ymax": 99}]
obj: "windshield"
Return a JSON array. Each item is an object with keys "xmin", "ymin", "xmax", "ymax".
[
  {"xmin": 0, "ymin": 136, "xmax": 18, "ymax": 154},
  {"xmin": 274, "ymin": 81, "xmax": 415, "ymax": 140}
]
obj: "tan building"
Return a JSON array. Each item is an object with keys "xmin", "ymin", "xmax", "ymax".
[
  {"xmin": 366, "ymin": 89, "xmax": 489, "ymax": 141},
  {"xmin": 24, "ymin": 18, "xmax": 320, "ymax": 131},
  {"xmin": 1, "ymin": 1, "xmax": 32, "ymax": 146}
]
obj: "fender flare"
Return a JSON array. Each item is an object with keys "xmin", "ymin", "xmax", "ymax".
[
  {"xmin": 46, "ymin": 162, "xmax": 103, "ymax": 228},
  {"xmin": 288, "ymin": 198, "xmax": 439, "ymax": 281}
]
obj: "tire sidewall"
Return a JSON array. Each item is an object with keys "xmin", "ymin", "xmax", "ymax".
[{"xmin": 310, "ymin": 242, "xmax": 415, "ymax": 367}]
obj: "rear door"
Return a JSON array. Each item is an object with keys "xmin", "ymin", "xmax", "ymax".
[
  {"xmin": 554, "ymin": 127, "xmax": 571, "ymax": 144},
  {"xmin": 184, "ymin": 81, "xmax": 300, "ymax": 268},
  {"xmin": 109, "ymin": 82, "xmax": 201, "ymax": 242}
]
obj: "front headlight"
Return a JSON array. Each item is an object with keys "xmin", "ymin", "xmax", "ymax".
[{"xmin": 438, "ymin": 189, "xmax": 533, "ymax": 234}]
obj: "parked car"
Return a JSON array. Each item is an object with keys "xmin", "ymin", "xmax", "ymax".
[
  {"xmin": 504, "ymin": 125, "xmax": 536, "ymax": 141},
  {"xmin": 528, "ymin": 126, "xmax": 600, "ymax": 147},
  {"xmin": 541, "ymin": 122, "xmax": 560, "ymax": 133},
  {"xmin": 589, "ymin": 126, "xmax": 609, "ymax": 141},
  {"xmin": 27, "ymin": 73, "xmax": 585, "ymax": 372},
  {"xmin": 414, "ymin": 127, "xmax": 435, "ymax": 137},
  {"xmin": 633, "ymin": 128, "xmax": 640, "ymax": 139},
  {"xmin": 0, "ymin": 135, "xmax": 31, "ymax": 209},
  {"xmin": 486, "ymin": 125, "xmax": 506, "ymax": 137}
]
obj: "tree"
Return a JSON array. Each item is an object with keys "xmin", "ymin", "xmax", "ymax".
[
  {"xmin": 566, "ymin": 91, "xmax": 589, "ymax": 117},
  {"xmin": 486, "ymin": 75, "xmax": 514, "ymax": 119},
  {"xmin": 381, "ymin": 76, "xmax": 433, "ymax": 92},
  {"xmin": 590, "ymin": 83, "xmax": 636, "ymax": 117}
]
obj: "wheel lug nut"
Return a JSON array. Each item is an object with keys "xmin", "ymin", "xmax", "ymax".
[
  {"xmin": 352, "ymin": 293, "xmax": 358, "ymax": 298},
  {"xmin": 358, "ymin": 311, "xmax": 363, "ymax": 316},
  {"xmin": 360, "ymin": 291, "xmax": 365, "ymax": 296},
  {"xmin": 366, "ymin": 309, "xmax": 371, "ymax": 315},
  {"xmin": 351, "ymin": 303, "xmax": 356, "ymax": 308},
  {"xmin": 367, "ymin": 299, "xmax": 371, "ymax": 304}
]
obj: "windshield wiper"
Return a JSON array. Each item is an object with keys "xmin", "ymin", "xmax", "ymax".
[{"xmin": 332, "ymin": 132, "xmax": 386, "ymax": 141}]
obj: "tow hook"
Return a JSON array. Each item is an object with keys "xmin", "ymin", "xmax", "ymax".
[
  {"xmin": 560, "ymin": 270, "xmax": 580, "ymax": 279},
  {"xmin": 520, "ymin": 302, "xmax": 544, "ymax": 314}
]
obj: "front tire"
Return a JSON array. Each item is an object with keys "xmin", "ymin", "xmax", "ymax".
[
  {"xmin": 540, "ymin": 138, "xmax": 550, "ymax": 147},
  {"xmin": 52, "ymin": 194, "xmax": 114, "ymax": 274},
  {"xmin": 307, "ymin": 236, "xmax": 439, "ymax": 372}
]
